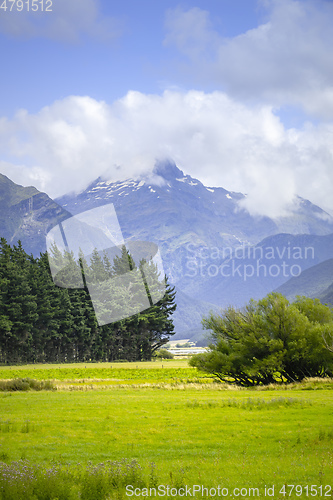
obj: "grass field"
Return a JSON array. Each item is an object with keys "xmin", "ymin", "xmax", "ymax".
[{"xmin": 0, "ymin": 361, "xmax": 332, "ymax": 499}]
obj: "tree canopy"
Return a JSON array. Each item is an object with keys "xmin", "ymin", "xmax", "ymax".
[
  {"xmin": 0, "ymin": 238, "xmax": 176, "ymax": 364},
  {"xmin": 189, "ymin": 293, "xmax": 333, "ymax": 386}
]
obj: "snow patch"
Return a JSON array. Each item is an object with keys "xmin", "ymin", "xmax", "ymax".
[
  {"xmin": 206, "ymin": 188, "xmax": 214, "ymax": 193},
  {"xmin": 226, "ymin": 194, "xmax": 232, "ymax": 199}
]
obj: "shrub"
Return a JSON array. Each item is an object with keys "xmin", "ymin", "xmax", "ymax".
[
  {"xmin": 190, "ymin": 293, "xmax": 333, "ymax": 386},
  {"xmin": 0, "ymin": 378, "xmax": 56, "ymax": 392},
  {"xmin": 154, "ymin": 349, "xmax": 174, "ymax": 359}
]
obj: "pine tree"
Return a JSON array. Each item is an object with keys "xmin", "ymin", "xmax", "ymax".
[
  {"xmin": 31, "ymin": 252, "xmax": 73, "ymax": 362},
  {"xmin": 0, "ymin": 239, "xmax": 177, "ymax": 363},
  {"xmin": 0, "ymin": 240, "xmax": 38, "ymax": 363}
]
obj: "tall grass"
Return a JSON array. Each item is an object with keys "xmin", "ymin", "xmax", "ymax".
[
  {"xmin": 185, "ymin": 396, "xmax": 313, "ymax": 410},
  {"xmin": 0, "ymin": 459, "xmax": 146, "ymax": 500},
  {"xmin": 0, "ymin": 378, "xmax": 56, "ymax": 392}
]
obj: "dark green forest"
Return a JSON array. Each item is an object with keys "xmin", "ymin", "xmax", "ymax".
[{"xmin": 0, "ymin": 238, "xmax": 176, "ymax": 364}]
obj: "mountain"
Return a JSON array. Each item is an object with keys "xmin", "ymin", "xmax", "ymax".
[
  {"xmin": 57, "ymin": 160, "xmax": 333, "ymax": 282},
  {"xmin": 319, "ymin": 281, "xmax": 333, "ymax": 305},
  {"xmin": 58, "ymin": 161, "xmax": 333, "ymax": 253},
  {"xmin": 2, "ymin": 163, "xmax": 333, "ymax": 338},
  {"xmin": 189, "ymin": 232, "xmax": 333, "ymax": 308},
  {"xmin": 274, "ymin": 258, "xmax": 333, "ymax": 302},
  {"xmin": 55, "ymin": 160, "xmax": 333, "ymax": 335},
  {"xmin": 0, "ymin": 173, "xmax": 70, "ymax": 256},
  {"xmin": 169, "ymin": 289, "xmax": 217, "ymax": 338}
]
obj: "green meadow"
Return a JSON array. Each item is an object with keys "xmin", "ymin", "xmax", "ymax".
[
  {"xmin": 0, "ymin": 360, "xmax": 203, "ymax": 388},
  {"xmin": 0, "ymin": 361, "xmax": 332, "ymax": 499}
]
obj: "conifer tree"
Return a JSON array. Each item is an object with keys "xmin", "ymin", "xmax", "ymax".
[{"xmin": 0, "ymin": 239, "xmax": 177, "ymax": 363}]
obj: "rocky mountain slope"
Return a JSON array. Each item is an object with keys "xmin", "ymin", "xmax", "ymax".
[{"xmin": 0, "ymin": 173, "xmax": 70, "ymax": 256}]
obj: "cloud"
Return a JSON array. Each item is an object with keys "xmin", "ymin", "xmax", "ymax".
[
  {"xmin": 163, "ymin": 0, "xmax": 333, "ymax": 119},
  {"xmin": 0, "ymin": 0, "xmax": 121, "ymax": 43},
  {"xmin": 164, "ymin": 6, "xmax": 220, "ymax": 61},
  {"xmin": 1, "ymin": 90, "xmax": 333, "ymax": 218}
]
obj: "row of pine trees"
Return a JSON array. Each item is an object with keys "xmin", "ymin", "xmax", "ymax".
[{"xmin": 0, "ymin": 238, "xmax": 176, "ymax": 364}]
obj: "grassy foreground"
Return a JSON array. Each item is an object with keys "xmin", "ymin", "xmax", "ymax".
[
  {"xmin": 0, "ymin": 359, "xmax": 205, "ymax": 389},
  {"xmin": 0, "ymin": 361, "xmax": 332, "ymax": 499}
]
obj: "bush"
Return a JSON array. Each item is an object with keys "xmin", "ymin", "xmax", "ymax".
[
  {"xmin": 0, "ymin": 378, "xmax": 56, "ymax": 392},
  {"xmin": 154, "ymin": 349, "xmax": 174, "ymax": 359},
  {"xmin": 190, "ymin": 293, "xmax": 333, "ymax": 386}
]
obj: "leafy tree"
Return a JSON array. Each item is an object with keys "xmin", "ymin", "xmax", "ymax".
[
  {"xmin": 154, "ymin": 348, "xmax": 174, "ymax": 359},
  {"xmin": 322, "ymin": 329, "xmax": 333, "ymax": 353},
  {"xmin": 189, "ymin": 293, "xmax": 333, "ymax": 386}
]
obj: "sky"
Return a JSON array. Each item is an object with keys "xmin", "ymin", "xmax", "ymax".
[{"xmin": 1, "ymin": 0, "xmax": 333, "ymax": 218}]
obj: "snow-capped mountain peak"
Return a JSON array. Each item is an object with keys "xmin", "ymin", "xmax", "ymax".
[{"xmin": 56, "ymin": 159, "xmax": 333, "ymax": 256}]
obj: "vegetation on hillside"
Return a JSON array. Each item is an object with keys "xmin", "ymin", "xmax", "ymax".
[{"xmin": 190, "ymin": 293, "xmax": 333, "ymax": 386}]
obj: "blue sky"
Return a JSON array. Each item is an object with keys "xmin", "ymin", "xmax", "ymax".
[
  {"xmin": 0, "ymin": 0, "xmax": 261, "ymax": 115},
  {"xmin": 1, "ymin": 0, "xmax": 333, "ymax": 217}
]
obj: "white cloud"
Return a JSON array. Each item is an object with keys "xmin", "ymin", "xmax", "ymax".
[
  {"xmin": 164, "ymin": 6, "xmax": 220, "ymax": 60},
  {"xmin": 1, "ymin": 90, "xmax": 333, "ymax": 218},
  {"xmin": 163, "ymin": 0, "xmax": 333, "ymax": 119},
  {"xmin": 0, "ymin": 0, "xmax": 121, "ymax": 42}
]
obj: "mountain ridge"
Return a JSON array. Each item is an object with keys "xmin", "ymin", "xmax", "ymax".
[
  {"xmin": 0, "ymin": 173, "xmax": 71, "ymax": 256},
  {"xmin": 274, "ymin": 258, "xmax": 333, "ymax": 302},
  {"xmin": 56, "ymin": 161, "xmax": 333, "ymax": 260}
]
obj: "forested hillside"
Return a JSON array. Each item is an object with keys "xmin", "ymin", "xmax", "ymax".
[{"xmin": 0, "ymin": 238, "xmax": 176, "ymax": 364}]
